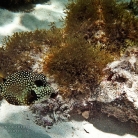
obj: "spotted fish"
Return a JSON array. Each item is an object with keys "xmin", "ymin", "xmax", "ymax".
[{"xmin": 0, "ymin": 71, "xmax": 57, "ymax": 105}]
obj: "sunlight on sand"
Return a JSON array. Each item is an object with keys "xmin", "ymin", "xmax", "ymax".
[
  {"xmin": 0, "ymin": 14, "xmax": 29, "ymax": 36},
  {"xmin": 0, "ymin": 100, "xmax": 28, "ymax": 123}
]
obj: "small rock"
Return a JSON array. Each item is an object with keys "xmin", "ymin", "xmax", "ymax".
[
  {"xmin": 77, "ymin": 109, "xmax": 82, "ymax": 114},
  {"xmin": 82, "ymin": 111, "xmax": 90, "ymax": 119}
]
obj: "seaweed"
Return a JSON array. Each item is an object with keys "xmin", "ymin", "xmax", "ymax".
[
  {"xmin": 64, "ymin": 0, "xmax": 98, "ymax": 34},
  {"xmin": 1, "ymin": 0, "xmax": 138, "ymax": 98},
  {"xmin": 124, "ymin": 0, "xmax": 138, "ymax": 15},
  {"xmin": 43, "ymin": 35, "xmax": 114, "ymax": 97},
  {"xmin": 0, "ymin": 29, "xmax": 62, "ymax": 76},
  {"xmin": 42, "ymin": 0, "xmax": 138, "ymax": 97},
  {"xmin": 64, "ymin": 0, "xmax": 138, "ymax": 49},
  {"xmin": 101, "ymin": 0, "xmax": 138, "ymax": 44}
]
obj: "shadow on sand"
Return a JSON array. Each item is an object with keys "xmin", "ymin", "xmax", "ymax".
[
  {"xmin": 71, "ymin": 112, "xmax": 138, "ymax": 137},
  {"xmin": 0, "ymin": 0, "xmax": 50, "ymax": 13},
  {"xmin": 0, "ymin": 123, "xmax": 51, "ymax": 138}
]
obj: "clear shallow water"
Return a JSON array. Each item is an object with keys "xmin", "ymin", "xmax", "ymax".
[
  {"xmin": 0, "ymin": 0, "xmax": 138, "ymax": 138},
  {"xmin": 0, "ymin": 0, "xmax": 68, "ymax": 45}
]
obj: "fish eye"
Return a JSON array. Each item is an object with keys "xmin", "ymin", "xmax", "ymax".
[{"xmin": 34, "ymin": 80, "xmax": 44, "ymax": 87}]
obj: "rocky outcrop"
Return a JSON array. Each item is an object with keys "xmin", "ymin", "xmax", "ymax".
[
  {"xmin": 96, "ymin": 47, "xmax": 138, "ymax": 123},
  {"xmin": 30, "ymin": 47, "xmax": 138, "ymax": 126}
]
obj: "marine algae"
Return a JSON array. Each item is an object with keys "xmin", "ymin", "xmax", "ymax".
[
  {"xmin": 42, "ymin": 0, "xmax": 138, "ymax": 97},
  {"xmin": 1, "ymin": 0, "xmax": 138, "ymax": 98},
  {"xmin": 43, "ymin": 35, "xmax": 114, "ymax": 97},
  {"xmin": 0, "ymin": 29, "xmax": 58, "ymax": 76},
  {"xmin": 65, "ymin": 0, "xmax": 138, "ymax": 49}
]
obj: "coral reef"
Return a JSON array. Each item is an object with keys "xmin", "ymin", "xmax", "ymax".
[
  {"xmin": 96, "ymin": 47, "xmax": 138, "ymax": 123},
  {"xmin": 43, "ymin": 0, "xmax": 138, "ymax": 98},
  {"xmin": 24, "ymin": 0, "xmax": 138, "ymax": 127}
]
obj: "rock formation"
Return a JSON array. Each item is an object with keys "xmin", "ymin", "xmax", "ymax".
[{"xmin": 96, "ymin": 47, "xmax": 138, "ymax": 123}]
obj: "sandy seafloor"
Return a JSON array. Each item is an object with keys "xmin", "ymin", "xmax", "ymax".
[{"xmin": 0, "ymin": 0, "xmax": 138, "ymax": 138}]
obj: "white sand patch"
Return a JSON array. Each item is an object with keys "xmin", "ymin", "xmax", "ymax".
[
  {"xmin": 0, "ymin": 97, "xmax": 137, "ymax": 138},
  {"xmin": 0, "ymin": 100, "xmax": 28, "ymax": 123},
  {"xmin": 0, "ymin": 100, "xmax": 51, "ymax": 138},
  {"xmin": 0, "ymin": 13, "xmax": 29, "ymax": 36}
]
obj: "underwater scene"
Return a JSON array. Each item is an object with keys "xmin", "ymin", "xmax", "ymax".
[{"xmin": 0, "ymin": 0, "xmax": 138, "ymax": 138}]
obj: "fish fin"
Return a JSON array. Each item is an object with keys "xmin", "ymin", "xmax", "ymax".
[{"xmin": 0, "ymin": 71, "xmax": 5, "ymax": 77}]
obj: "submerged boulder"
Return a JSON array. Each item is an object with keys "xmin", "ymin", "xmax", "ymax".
[{"xmin": 96, "ymin": 47, "xmax": 138, "ymax": 123}]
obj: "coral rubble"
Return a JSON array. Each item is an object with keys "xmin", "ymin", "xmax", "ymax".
[{"xmin": 30, "ymin": 95, "xmax": 71, "ymax": 127}]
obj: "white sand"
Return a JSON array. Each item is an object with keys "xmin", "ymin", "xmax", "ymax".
[
  {"xmin": 0, "ymin": 0, "xmax": 138, "ymax": 138},
  {"xmin": 0, "ymin": 99, "xmax": 138, "ymax": 138}
]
